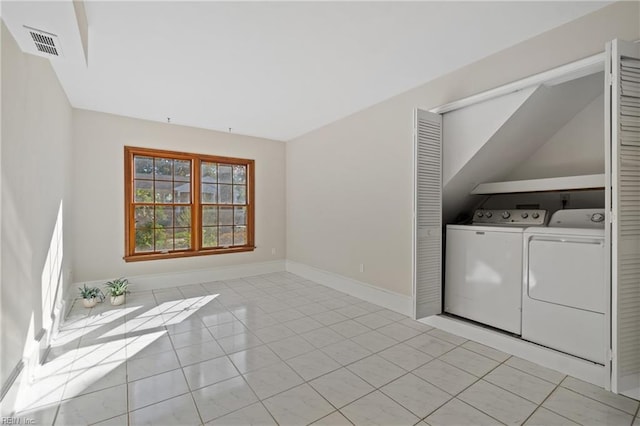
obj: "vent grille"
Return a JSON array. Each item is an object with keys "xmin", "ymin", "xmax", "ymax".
[{"xmin": 24, "ymin": 26, "xmax": 61, "ymax": 57}]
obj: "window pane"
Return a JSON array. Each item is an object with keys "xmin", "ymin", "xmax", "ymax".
[
  {"xmin": 218, "ymin": 165, "xmax": 232, "ymax": 183},
  {"xmin": 201, "ymin": 162, "xmax": 217, "ymax": 183},
  {"xmin": 174, "ymin": 228, "xmax": 191, "ymax": 250},
  {"xmin": 219, "ymin": 184, "xmax": 232, "ymax": 204},
  {"xmin": 234, "ymin": 226, "xmax": 247, "ymax": 246},
  {"xmin": 202, "ymin": 206, "xmax": 218, "ymax": 226},
  {"xmin": 155, "ymin": 181, "xmax": 173, "ymax": 203},
  {"xmin": 135, "ymin": 227, "xmax": 154, "ymax": 252},
  {"xmin": 155, "ymin": 206, "xmax": 173, "ymax": 228},
  {"xmin": 233, "ymin": 165, "xmax": 246, "ymax": 184},
  {"xmin": 134, "ymin": 180, "xmax": 153, "ymax": 202},
  {"xmin": 175, "ymin": 206, "xmax": 191, "ymax": 227},
  {"xmin": 219, "ymin": 206, "xmax": 233, "ymax": 225},
  {"xmin": 155, "ymin": 158, "xmax": 173, "ymax": 180},
  {"xmin": 201, "ymin": 184, "xmax": 217, "ymax": 203},
  {"xmin": 134, "ymin": 156, "xmax": 153, "ymax": 179},
  {"xmin": 174, "ymin": 182, "xmax": 191, "ymax": 204},
  {"xmin": 174, "ymin": 160, "xmax": 190, "ymax": 182},
  {"xmin": 234, "ymin": 207, "xmax": 246, "ymax": 225},
  {"xmin": 219, "ymin": 226, "xmax": 233, "ymax": 246},
  {"xmin": 233, "ymin": 185, "xmax": 246, "ymax": 204},
  {"xmin": 155, "ymin": 228, "xmax": 173, "ymax": 251},
  {"xmin": 202, "ymin": 227, "xmax": 218, "ymax": 248},
  {"xmin": 135, "ymin": 206, "xmax": 154, "ymax": 228}
]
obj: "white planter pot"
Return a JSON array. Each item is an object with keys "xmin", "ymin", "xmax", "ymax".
[
  {"xmin": 82, "ymin": 297, "xmax": 97, "ymax": 308},
  {"xmin": 110, "ymin": 295, "xmax": 125, "ymax": 306}
]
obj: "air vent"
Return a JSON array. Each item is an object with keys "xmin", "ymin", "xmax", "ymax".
[{"xmin": 24, "ymin": 26, "xmax": 62, "ymax": 57}]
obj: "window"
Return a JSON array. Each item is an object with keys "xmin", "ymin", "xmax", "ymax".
[{"xmin": 124, "ymin": 146, "xmax": 254, "ymax": 261}]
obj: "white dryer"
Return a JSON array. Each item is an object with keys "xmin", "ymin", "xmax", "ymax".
[{"xmin": 522, "ymin": 209, "xmax": 606, "ymax": 364}]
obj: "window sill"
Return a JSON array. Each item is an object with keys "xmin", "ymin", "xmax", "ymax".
[{"xmin": 123, "ymin": 246, "xmax": 256, "ymax": 262}]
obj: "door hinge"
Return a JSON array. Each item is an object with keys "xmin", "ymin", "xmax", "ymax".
[
  {"xmin": 609, "ymin": 348, "xmax": 614, "ymax": 362},
  {"xmin": 607, "ymin": 72, "xmax": 614, "ymax": 86}
]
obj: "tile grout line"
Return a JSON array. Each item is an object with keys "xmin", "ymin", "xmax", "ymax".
[
  {"xmin": 420, "ymin": 353, "xmax": 512, "ymax": 425},
  {"xmin": 376, "ymin": 369, "xmax": 452, "ymax": 422},
  {"xmin": 452, "ymin": 398, "xmax": 509, "ymax": 426},
  {"xmin": 313, "ymin": 410, "xmax": 355, "ymax": 426},
  {"xmin": 480, "ymin": 364, "xmax": 561, "ymax": 407},
  {"xmin": 558, "ymin": 379, "xmax": 640, "ymax": 416},
  {"xmin": 503, "ymin": 359, "xmax": 565, "ymax": 386},
  {"xmin": 546, "ymin": 385, "xmax": 636, "ymax": 424},
  {"xmin": 522, "ymin": 378, "xmax": 575, "ymax": 425},
  {"xmin": 124, "ymin": 298, "xmax": 132, "ymax": 426},
  {"xmin": 158, "ymin": 289, "xmax": 207, "ymax": 426},
  {"xmin": 50, "ymin": 298, "xmax": 90, "ymax": 426}
]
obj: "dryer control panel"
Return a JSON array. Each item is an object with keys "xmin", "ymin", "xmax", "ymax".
[
  {"xmin": 473, "ymin": 209, "xmax": 548, "ymax": 227},
  {"xmin": 548, "ymin": 209, "xmax": 606, "ymax": 229}
]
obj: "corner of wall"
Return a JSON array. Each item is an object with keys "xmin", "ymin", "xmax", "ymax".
[{"xmin": 0, "ymin": 19, "xmax": 74, "ymax": 411}]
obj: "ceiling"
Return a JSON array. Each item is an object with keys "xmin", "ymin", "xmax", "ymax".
[{"xmin": 2, "ymin": 1, "xmax": 610, "ymax": 141}]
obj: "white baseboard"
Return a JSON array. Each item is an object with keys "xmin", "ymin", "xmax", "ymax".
[
  {"xmin": 285, "ymin": 260, "xmax": 412, "ymax": 316},
  {"xmin": 71, "ymin": 260, "xmax": 287, "ymax": 294},
  {"xmin": 422, "ymin": 315, "xmax": 610, "ymax": 389}
]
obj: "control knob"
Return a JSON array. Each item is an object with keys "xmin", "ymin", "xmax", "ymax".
[
  {"xmin": 532, "ymin": 212, "xmax": 540, "ymax": 219},
  {"xmin": 591, "ymin": 213, "xmax": 605, "ymax": 223},
  {"xmin": 476, "ymin": 211, "xmax": 484, "ymax": 218},
  {"xmin": 521, "ymin": 212, "xmax": 529, "ymax": 219},
  {"xmin": 501, "ymin": 211, "xmax": 511, "ymax": 219},
  {"xmin": 485, "ymin": 212, "xmax": 493, "ymax": 218}
]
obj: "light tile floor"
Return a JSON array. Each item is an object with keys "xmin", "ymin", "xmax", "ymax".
[{"xmin": 9, "ymin": 272, "xmax": 640, "ymax": 426}]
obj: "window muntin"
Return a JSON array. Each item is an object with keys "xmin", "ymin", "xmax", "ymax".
[
  {"xmin": 200, "ymin": 161, "xmax": 248, "ymax": 248},
  {"xmin": 124, "ymin": 147, "xmax": 254, "ymax": 261}
]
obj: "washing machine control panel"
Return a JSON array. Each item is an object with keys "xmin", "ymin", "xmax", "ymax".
[{"xmin": 473, "ymin": 209, "xmax": 548, "ymax": 226}]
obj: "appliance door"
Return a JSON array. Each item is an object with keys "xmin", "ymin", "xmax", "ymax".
[
  {"xmin": 523, "ymin": 234, "xmax": 606, "ymax": 364},
  {"xmin": 526, "ymin": 236, "xmax": 605, "ymax": 313},
  {"xmin": 445, "ymin": 227, "xmax": 523, "ymax": 334}
]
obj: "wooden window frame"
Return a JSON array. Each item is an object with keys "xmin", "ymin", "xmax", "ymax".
[{"xmin": 124, "ymin": 146, "xmax": 255, "ymax": 262}]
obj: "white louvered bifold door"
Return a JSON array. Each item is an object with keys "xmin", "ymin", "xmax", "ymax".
[
  {"xmin": 414, "ymin": 109, "xmax": 443, "ymax": 319},
  {"xmin": 608, "ymin": 39, "xmax": 640, "ymax": 399}
]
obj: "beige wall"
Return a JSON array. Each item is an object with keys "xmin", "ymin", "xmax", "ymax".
[
  {"xmin": 286, "ymin": 1, "xmax": 640, "ymax": 297},
  {"xmin": 71, "ymin": 110, "xmax": 286, "ymax": 283},
  {"xmin": 1, "ymin": 23, "xmax": 73, "ymax": 385}
]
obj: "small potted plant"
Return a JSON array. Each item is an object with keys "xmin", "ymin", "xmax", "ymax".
[
  {"xmin": 105, "ymin": 278, "xmax": 129, "ymax": 306},
  {"xmin": 78, "ymin": 284, "xmax": 102, "ymax": 308}
]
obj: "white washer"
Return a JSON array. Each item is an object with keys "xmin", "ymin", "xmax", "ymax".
[
  {"xmin": 445, "ymin": 209, "xmax": 547, "ymax": 335},
  {"xmin": 522, "ymin": 209, "xmax": 606, "ymax": 364}
]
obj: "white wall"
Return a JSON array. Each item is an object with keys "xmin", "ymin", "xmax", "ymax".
[
  {"xmin": 508, "ymin": 93, "xmax": 605, "ymax": 180},
  {"xmin": 286, "ymin": 2, "xmax": 640, "ymax": 297},
  {"xmin": 71, "ymin": 110, "xmax": 286, "ymax": 284},
  {"xmin": 442, "ymin": 87, "xmax": 536, "ymax": 186},
  {"xmin": 1, "ymin": 22, "xmax": 73, "ymax": 390}
]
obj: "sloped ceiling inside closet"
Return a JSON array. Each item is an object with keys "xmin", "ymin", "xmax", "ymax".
[{"xmin": 442, "ymin": 71, "xmax": 604, "ymax": 223}]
